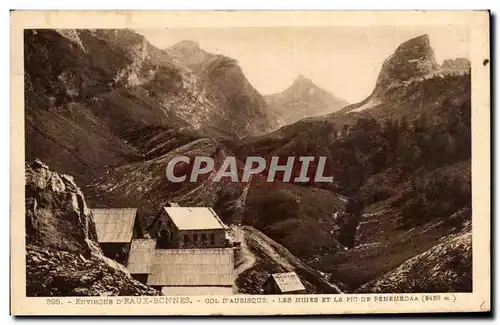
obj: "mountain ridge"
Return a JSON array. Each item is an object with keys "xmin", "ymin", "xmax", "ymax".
[{"xmin": 265, "ymin": 74, "xmax": 348, "ymax": 127}]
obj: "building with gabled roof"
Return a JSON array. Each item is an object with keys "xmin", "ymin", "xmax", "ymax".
[
  {"xmin": 263, "ymin": 272, "xmax": 306, "ymax": 294},
  {"xmin": 148, "ymin": 206, "xmax": 229, "ymax": 249},
  {"xmin": 147, "ymin": 248, "xmax": 234, "ymax": 295},
  {"xmin": 127, "ymin": 238, "xmax": 157, "ymax": 284},
  {"xmin": 92, "ymin": 208, "xmax": 143, "ymax": 264}
]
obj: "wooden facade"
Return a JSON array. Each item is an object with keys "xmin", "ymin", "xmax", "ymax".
[
  {"xmin": 92, "ymin": 208, "xmax": 144, "ymax": 264},
  {"xmin": 263, "ymin": 272, "xmax": 307, "ymax": 294},
  {"xmin": 148, "ymin": 207, "xmax": 228, "ymax": 249}
]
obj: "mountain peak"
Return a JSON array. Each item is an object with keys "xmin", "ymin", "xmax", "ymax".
[
  {"xmin": 170, "ymin": 40, "xmax": 200, "ymax": 51},
  {"xmin": 296, "ymin": 74, "xmax": 309, "ymax": 81},
  {"xmin": 166, "ymin": 40, "xmax": 203, "ymax": 59},
  {"xmin": 291, "ymin": 74, "xmax": 315, "ymax": 88},
  {"xmin": 395, "ymin": 34, "xmax": 431, "ymax": 53},
  {"xmin": 374, "ymin": 34, "xmax": 439, "ymax": 94}
]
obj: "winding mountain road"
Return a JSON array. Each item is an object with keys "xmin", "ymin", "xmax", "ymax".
[{"xmin": 234, "ymin": 231, "xmax": 257, "ymax": 276}]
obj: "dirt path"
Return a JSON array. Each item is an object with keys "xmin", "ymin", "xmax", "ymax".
[
  {"xmin": 234, "ymin": 228, "xmax": 257, "ymax": 276},
  {"xmin": 337, "ymin": 195, "xmax": 348, "ymax": 203}
]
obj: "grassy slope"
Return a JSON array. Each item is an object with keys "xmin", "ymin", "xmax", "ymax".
[{"xmin": 244, "ymin": 178, "xmax": 346, "ymax": 260}]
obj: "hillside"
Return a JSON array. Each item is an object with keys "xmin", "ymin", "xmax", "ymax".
[
  {"xmin": 166, "ymin": 40, "xmax": 278, "ymax": 136},
  {"xmin": 265, "ymin": 75, "xmax": 348, "ymax": 127},
  {"xmin": 235, "ymin": 226, "xmax": 344, "ymax": 294},
  {"xmin": 356, "ymin": 231, "xmax": 472, "ymax": 293},
  {"xmin": 87, "ymin": 137, "xmax": 245, "ymax": 226},
  {"xmin": 24, "ymin": 30, "xmax": 278, "ymax": 186}
]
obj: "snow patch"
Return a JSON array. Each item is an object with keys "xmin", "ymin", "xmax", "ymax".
[{"xmin": 348, "ymin": 97, "xmax": 381, "ymax": 113}]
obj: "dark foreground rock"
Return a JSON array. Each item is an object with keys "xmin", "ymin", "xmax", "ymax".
[
  {"xmin": 25, "ymin": 159, "xmax": 158, "ymax": 296},
  {"xmin": 26, "ymin": 244, "xmax": 158, "ymax": 296}
]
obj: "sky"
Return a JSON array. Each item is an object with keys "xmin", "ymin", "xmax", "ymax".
[{"xmin": 138, "ymin": 25, "xmax": 470, "ymax": 103}]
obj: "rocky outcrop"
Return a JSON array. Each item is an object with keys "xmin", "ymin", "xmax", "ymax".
[
  {"xmin": 25, "ymin": 159, "xmax": 158, "ymax": 296},
  {"xmin": 356, "ymin": 232, "xmax": 472, "ymax": 293},
  {"xmin": 27, "ymin": 244, "xmax": 158, "ymax": 296},
  {"xmin": 374, "ymin": 34, "xmax": 439, "ymax": 94},
  {"xmin": 441, "ymin": 58, "xmax": 471, "ymax": 75},
  {"xmin": 26, "ymin": 159, "xmax": 97, "ymax": 256},
  {"xmin": 266, "ymin": 75, "xmax": 348, "ymax": 126},
  {"xmin": 339, "ymin": 34, "xmax": 470, "ymax": 117}
]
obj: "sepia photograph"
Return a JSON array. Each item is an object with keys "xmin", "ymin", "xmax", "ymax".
[{"xmin": 10, "ymin": 10, "xmax": 490, "ymax": 315}]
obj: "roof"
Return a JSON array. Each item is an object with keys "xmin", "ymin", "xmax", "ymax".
[
  {"xmin": 92, "ymin": 208, "xmax": 137, "ymax": 243},
  {"xmin": 164, "ymin": 207, "xmax": 226, "ymax": 231},
  {"xmin": 147, "ymin": 248, "xmax": 234, "ymax": 286},
  {"xmin": 127, "ymin": 239, "xmax": 157, "ymax": 274},
  {"xmin": 268, "ymin": 272, "xmax": 306, "ymax": 293},
  {"xmin": 161, "ymin": 286, "xmax": 234, "ymax": 296}
]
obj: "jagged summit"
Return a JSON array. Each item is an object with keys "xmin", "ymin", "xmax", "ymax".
[
  {"xmin": 374, "ymin": 34, "xmax": 439, "ymax": 94},
  {"xmin": 394, "ymin": 34, "xmax": 432, "ymax": 55}
]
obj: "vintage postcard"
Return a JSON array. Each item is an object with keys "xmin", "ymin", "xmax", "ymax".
[{"xmin": 10, "ymin": 10, "xmax": 490, "ymax": 315}]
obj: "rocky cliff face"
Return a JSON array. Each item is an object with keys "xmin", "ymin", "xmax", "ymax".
[
  {"xmin": 266, "ymin": 75, "xmax": 348, "ymax": 127},
  {"xmin": 26, "ymin": 159, "xmax": 97, "ymax": 256},
  {"xmin": 25, "ymin": 159, "xmax": 157, "ymax": 296},
  {"xmin": 338, "ymin": 34, "xmax": 470, "ymax": 118},
  {"xmin": 374, "ymin": 34, "xmax": 439, "ymax": 95}
]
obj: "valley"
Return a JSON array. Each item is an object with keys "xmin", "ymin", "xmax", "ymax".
[{"xmin": 24, "ymin": 29, "xmax": 472, "ymax": 294}]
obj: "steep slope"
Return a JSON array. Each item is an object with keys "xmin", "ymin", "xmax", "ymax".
[
  {"xmin": 25, "ymin": 29, "xmax": 202, "ymax": 185},
  {"xmin": 235, "ymin": 226, "xmax": 345, "ymax": 294},
  {"xmin": 166, "ymin": 41, "xmax": 278, "ymax": 136},
  {"xmin": 25, "ymin": 29, "xmax": 276, "ymax": 187},
  {"xmin": 356, "ymin": 231, "xmax": 471, "ymax": 293},
  {"xmin": 373, "ymin": 34, "xmax": 439, "ymax": 95},
  {"xmin": 265, "ymin": 75, "xmax": 348, "ymax": 126},
  {"xmin": 87, "ymin": 137, "xmax": 246, "ymax": 226},
  {"xmin": 241, "ymin": 178, "xmax": 347, "ymax": 259},
  {"xmin": 25, "ymin": 159, "xmax": 157, "ymax": 296}
]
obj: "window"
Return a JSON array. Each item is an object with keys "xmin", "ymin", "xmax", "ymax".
[
  {"xmin": 210, "ymin": 233, "xmax": 215, "ymax": 244},
  {"xmin": 201, "ymin": 234, "xmax": 207, "ymax": 242},
  {"xmin": 193, "ymin": 234, "xmax": 198, "ymax": 242},
  {"xmin": 184, "ymin": 234, "xmax": 190, "ymax": 243}
]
